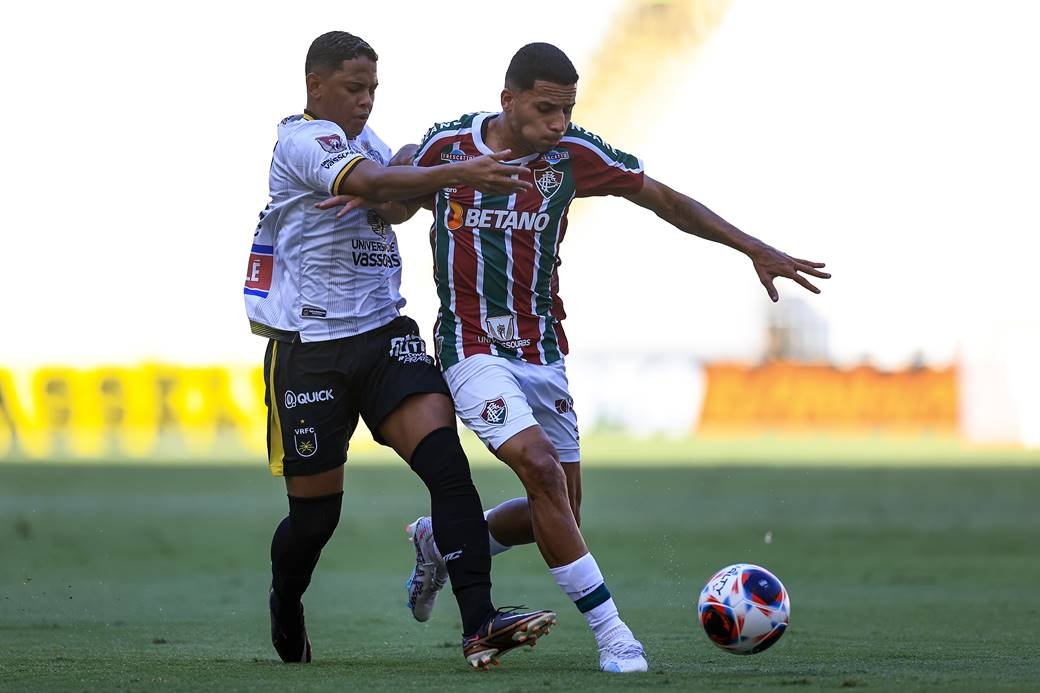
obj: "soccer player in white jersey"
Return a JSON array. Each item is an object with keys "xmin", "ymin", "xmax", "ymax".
[
  {"xmin": 321, "ymin": 42, "xmax": 830, "ymax": 673},
  {"xmin": 246, "ymin": 31, "xmax": 559, "ymax": 670}
]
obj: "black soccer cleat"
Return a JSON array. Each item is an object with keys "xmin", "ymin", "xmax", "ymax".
[
  {"xmin": 462, "ymin": 607, "xmax": 556, "ymax": 669},
  {"xmin": 269, "ymin": 586, "xmax": 312, "ymax": 663}
]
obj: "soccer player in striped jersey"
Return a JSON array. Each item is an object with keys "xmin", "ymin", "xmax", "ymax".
[
  {"xmin": 322, "ymin": 42, "xmax": 829, "ymax": 673},
  {"xmin": 251, "ymin": 32, "xmax": 558, "ymax": 670}
]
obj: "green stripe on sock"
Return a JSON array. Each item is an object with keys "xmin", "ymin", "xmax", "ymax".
[{"xmin": 574, "ymin": 583, "xmax": 611, "ymax": 614}]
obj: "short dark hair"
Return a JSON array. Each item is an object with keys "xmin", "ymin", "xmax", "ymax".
[
  {"xmin": 505, "ymin": 43, "xmax": 579, "ymax": 91},
  {"xmin": 305, "ymin": 31, "xmax": 378, "ymax": 75}
]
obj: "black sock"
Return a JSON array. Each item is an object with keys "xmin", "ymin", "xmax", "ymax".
[
  {"xmin": 409, "ymin": 427, "xmax": 494, "ymax": 636},
  {"xmin": 270, "ymin": 491, "xmax": 343, "ymax": 605}
]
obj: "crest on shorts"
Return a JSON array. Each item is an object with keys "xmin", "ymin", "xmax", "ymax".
[
  {"xmin": 480, "ymin": 397, "xmax": 508, "ymax": 426},
  {"xmin": 485, "ymin": 315, "xmax": 516, "ymax": 342},
  {"xmin": 534, "ymin": 164, "xmax": 564, "ymax": 200},
  {"xmin": 315, "ymin": 134, "xmax": 347, "ymax": 153},
  {"xmin": 294, "ymin": 426, "xmax": 318, "ymax": 457},
  {"xmin": 555, "ymin": 396, "xmax": 574, "ymax": 414}
]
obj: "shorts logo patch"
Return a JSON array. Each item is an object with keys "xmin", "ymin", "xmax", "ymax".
[
  {"xmin": 389, "ymin": 335, "xmax": 433, "ymax": 364},
  {"xmin": 480, "ymin": 397, "xmax": 508, "ymax": 426},
  {"xmin": 293, "ymin": 426, "xmax": 318, "ymax": 457},
  {"xmin": 315, "ymin": 134, "xmax": 347, "ymax": 153},
  {"xmin": 555, "ymin": 396, "xmax": 574, "ymax": 414},
  {"xmin": 284, "ymin": 388, "xmax": 334, "ymax": 409}
]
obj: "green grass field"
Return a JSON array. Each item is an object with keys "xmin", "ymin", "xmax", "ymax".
[{"xmin": 3, "ymin": 458, "xmax": 1039, "ymax": 690}]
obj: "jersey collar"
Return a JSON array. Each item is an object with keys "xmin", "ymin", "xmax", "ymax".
[{"xmin": 302, "ymin": 109, "xmax": 317, "ymax": 121}]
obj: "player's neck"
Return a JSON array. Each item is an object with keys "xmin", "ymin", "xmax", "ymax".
[
  {"xmin": 484, "ymin": 113, "xmax": 534, "ymax": 159},
  {"xmin": 304, "ymin": 105, "xmax": 360, "ymax": 139}
]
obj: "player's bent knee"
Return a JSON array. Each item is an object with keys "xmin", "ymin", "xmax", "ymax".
[
  {"xmin": 410, "ymin": 427, "xmax": 478, "ymax": 496},
  {"xmin": 517, "ymin": 453, "xmax": 568, "ymax": 500},
  {"xmin": 288, "ymin": 492, "xmax": 343, "ymax": 548}
]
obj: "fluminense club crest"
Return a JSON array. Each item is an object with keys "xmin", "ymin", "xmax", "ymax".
[
  {"xmin": 534, "ymin": 164, "xmax": 563, "ymax": 199},
  {"xmin": 480, "ymin": 397, "xmax": 508, "ymax": 426}
]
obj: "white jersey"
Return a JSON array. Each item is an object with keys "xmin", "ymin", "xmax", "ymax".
[{"xmin": 244, "ymin": 112, "xmax": 405, "ymax": 342}]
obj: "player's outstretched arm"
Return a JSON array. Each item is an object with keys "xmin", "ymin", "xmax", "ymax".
[
  {"xmin": 338, "ymin": 150, "xmax": 531, "ymax": 203},
  {"xmin": 625, "ymin": 176, "xmax": 830, "ymax": 302},
  {"xmin": 316, "ymin": 144, "xmax": 433, "ymax": 221}
]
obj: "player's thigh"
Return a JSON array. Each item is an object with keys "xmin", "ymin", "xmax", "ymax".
[
  {"xmin": 355, "ymin": 316, "xmax": 454, "ymax": 460},
  {"xmin": 264, "ymin": 338, "xmax": 356, "ymax": 481},
  {"xmin": 442, "ymin": 353, "xmax": 539, "ymax": 457},
  {"xmin": 286, "ymin": 465, "xmax": 344, "ymax": 497},
  {"xmin": 517, "ymin": 359, "xmax": 581, "ymax": 464},
  {"xmin": 377, "ymin": 393, "xmax": 456, "ymax": 461}
]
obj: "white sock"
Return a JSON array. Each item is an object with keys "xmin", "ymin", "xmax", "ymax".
[
  {"xmin": 484, "ymin": 509, "xmax": 512, "ymax": 556},
  {"xmin": 549, "ymin": 552, "xmax": 624, "ymax": 645}
]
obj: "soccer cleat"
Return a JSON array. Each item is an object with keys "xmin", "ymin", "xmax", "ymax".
[
  {"xmin": 598, "ymin": 624, "xmax": 648, "ymax": 673},
  {"xmin": 462, "ymin": 608, "xmax": 557, "ymax": 670},
  {"xmin": 404, "ymin": 516, "xmax": 447, "ymax": 622},
  {"xmin": 269, "ymin": 586, "xmax": 312, "ymax": 663}
]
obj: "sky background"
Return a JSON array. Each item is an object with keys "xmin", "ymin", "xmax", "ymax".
[{"xmin": 2, "ymin": 0, "xmax": 1037, "ymax": 369}]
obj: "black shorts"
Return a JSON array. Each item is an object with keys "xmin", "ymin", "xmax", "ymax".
[{"xmin": 262, "ymin": 316, "xmax": 449, "ymax": 477}]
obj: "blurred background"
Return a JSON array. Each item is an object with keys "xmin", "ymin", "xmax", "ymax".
[
  {"xmin": 2, "ymin": 0, "xmax": 1039, "ymax": 461},
  {"xmin": 4, "ymin": 2, "xmax": 1040, "ymax": 689}
]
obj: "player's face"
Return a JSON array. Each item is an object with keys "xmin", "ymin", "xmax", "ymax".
[
  {"xmin": 502, "ymin": 80, "xmax": 576, "ymax": 153},
  {"xmin": 308, "ymin": 57, "xmax": 378, "ymax": 138}
]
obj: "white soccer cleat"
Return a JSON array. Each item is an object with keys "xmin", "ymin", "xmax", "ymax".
[
  {"xmin": 598, "ymin": 624, "xmax": 648, "ymax": 673},
  {"xmin": 404, "ymin": 516, "xmax": 447, "ymax": 622}
]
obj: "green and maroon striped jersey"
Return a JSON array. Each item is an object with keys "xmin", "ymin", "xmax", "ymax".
[{"xmin": 414, "ymin": 112, "xmax": 644, "ymax": 368}]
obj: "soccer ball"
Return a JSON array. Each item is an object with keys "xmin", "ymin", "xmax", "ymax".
[{"xmin": 697, "ymin": 563, "xmax": 790, "ymax": 654}]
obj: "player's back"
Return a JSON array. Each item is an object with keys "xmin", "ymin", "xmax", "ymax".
[{"xmin": 244, "ymin": 113, "xmax": 405, "ymax": 343}]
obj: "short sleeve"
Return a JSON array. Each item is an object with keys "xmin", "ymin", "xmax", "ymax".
[
  {"xmin": 411, "ymin": 114, "xmax": 476, "ymax": 168},
  {"xmin": 286, "ymin": 126, "xmax": 366, "ymax": 195},
  {"xmin": 565, "ymin": 125, "xmax": 645, "ymax": 198},
  {"xmin": 412, "ymin": 123, "xmax": 449, "ymax": 168}
]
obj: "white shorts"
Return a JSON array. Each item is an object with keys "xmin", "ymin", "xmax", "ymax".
[{"xmin": 443, "ymin": 354, "xmax": 580, "ymax": 463}]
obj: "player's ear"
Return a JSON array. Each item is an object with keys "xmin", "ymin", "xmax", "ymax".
[
  {"xmin": 500, "ymin": 88, "xmax": 513, "ymax": 113},
  {"xmin": 306, "ymin": 72, "xmax": 323, "ymax": 100}
]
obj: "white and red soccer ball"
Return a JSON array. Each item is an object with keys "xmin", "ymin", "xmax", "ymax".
[{"xmin": 697, "ymin": 563, "xmax": 790, "ymax": 654}]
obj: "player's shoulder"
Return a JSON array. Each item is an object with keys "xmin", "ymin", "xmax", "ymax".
[
  {"xmin": 561, "ymin": 122, "xmax": 621, "ymax": 157},
  {"xmin": 277, "ymin": 114, "xmax": 348, "ymax": 148},
  {"xmin": 561, "ymin": 122, "xmax": 641, "ymax": 168},
  {"xmin": 418, "ymin": 112, "xmax": 482, "ymax": 145},
  {"xmin": 355, "ymin": 125, "xmax": 391, "ymax": 165}
]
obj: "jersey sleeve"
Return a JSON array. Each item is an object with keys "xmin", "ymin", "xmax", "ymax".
[
  {"xmin": 412, "ymin": 123, "xmax": 449, "ymax": 168},
  {"xmin": 286, "ymin": 125, "xmax": 367, "ymax": 196},
  {"xmin": 411, "ymin": 114, "xmax": 475, "ymax": 168},
  {"xmin": 565, "ymin": 124, "xmax": 645, "ymax": 198}
]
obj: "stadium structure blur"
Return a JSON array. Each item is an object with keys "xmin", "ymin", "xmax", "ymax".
[{"xmin": 1, "ymin": 0, "xmax": 1038, "ymax": 458}]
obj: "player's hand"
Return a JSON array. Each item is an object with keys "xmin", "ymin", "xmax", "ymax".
[
  {"xmin": 389, "ymin": 144, "xmax": 418, "ymax": 167},
  {"xmin": 456, "ymin": 149, "xmax": 533, "ymax": 195},
  {"xmin": 749, "ymin": 245, "xmax": 830, "ymax": 302},
  {"xmin": 315, "ymin": 195, "xmax": 387, "ymax": 219}
]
